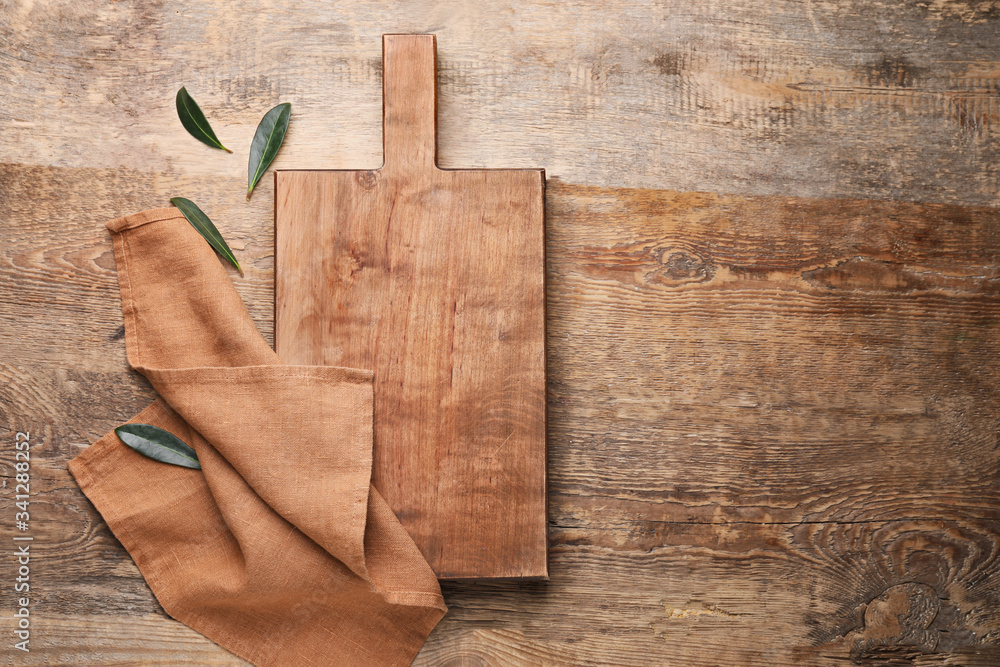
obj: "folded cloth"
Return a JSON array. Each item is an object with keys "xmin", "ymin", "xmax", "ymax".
[{"xmin": 68, "ymin": 208, "xmax": 447, "ymax": 667}]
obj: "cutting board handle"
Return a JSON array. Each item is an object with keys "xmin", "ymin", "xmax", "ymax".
[{"xmin": 382, "ymin": 34, "xmax": 438, "ymax": 171}]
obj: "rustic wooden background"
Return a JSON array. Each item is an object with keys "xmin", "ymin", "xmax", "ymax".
[{"xmin": 2, "ymin": 0, "xmax": 999, "ymax": 665}]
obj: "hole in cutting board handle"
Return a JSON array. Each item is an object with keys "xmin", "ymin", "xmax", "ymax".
[{"xmin": 382, "ymin": 34, "xmax": 439, "ymax": 172}]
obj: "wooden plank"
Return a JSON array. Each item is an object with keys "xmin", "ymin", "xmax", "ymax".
[
  {"xmin": 9, "ymin": 467, "xmax": 1000, "ymax": 666},
  {"xmin": 275, "ymin": 35, "xmax": 547, "ymax": 579},
  {"xmin": 13, "ymin": 614, "xmax": 250, "ymax": 666},
  {"xmin": 2, "ymin": 2, "xmax": 999, "ymax": 205}
]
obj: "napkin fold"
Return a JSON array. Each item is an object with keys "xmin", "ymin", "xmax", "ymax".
[{"xmin": 68, "ymin": 208, "xmax": 446, "ymax": 666}]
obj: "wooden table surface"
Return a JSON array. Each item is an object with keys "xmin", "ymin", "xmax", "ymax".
[{"xmin": 2, "ymin": 1, "xmax": 999, "ymax": 665}]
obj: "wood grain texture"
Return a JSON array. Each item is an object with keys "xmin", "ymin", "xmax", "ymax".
[
  {"xmin": 2, "ymin": 0, "xmax": 999, "ymax": 204},
  {"xmin": 275, "ymin": 35, "xmax": 547, "ymax": 580},
  {"xmin": 5, "ymin": 176, "xmax": 1000, "ymax": 664},
  {"xmin": 3, "ymin": 0, "xmax": 1000, "ymax": 664}
]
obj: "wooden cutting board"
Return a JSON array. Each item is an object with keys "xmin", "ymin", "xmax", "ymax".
[{"xmin": 274, "ymin": 34, "xmax": 547, "ymax": 580}]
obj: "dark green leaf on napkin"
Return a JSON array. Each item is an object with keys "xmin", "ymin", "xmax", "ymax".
[
  {"xmin": 176, "ymin": 87, "xmax": 232, "ymax": 153},
  {"xmin": 115, "ymin": 424, "xmax": 201, "ymax": 469},
  {"xmin": 169, "ymin": 197, "xmax": 244, "ymax": 276},
  {"xmin": 247, "ymin": 102, "xmax": 291, "ymax": 200}
]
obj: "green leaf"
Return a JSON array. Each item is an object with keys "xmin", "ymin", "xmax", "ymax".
[
  {"xmin": 247, "ymin": 102, "xmax": 291, "ymax": 200},
  {"xmin": 115, "ymin": 424, "xmax": 201, "ymax": 469},
  {"xmin": 176, "ymin": 87, "xmax": 232, "ymax": 153},
  {"xmin": 170, "ymin": 197, "xmax": 244, "ymax": 276}
]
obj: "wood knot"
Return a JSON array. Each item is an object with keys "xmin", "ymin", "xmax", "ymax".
[
  {"xmin": 355, "ymin": 170, "xmax": 379, "ymax": 190},
  {"xmin": 326, "ymin": 248, "xmax": 364, "ymax": 288},
  {"xmin": 647, "ymin": 248, "xmax": 714, "ymax": 286},
  {"xmin": 652, "ymin": 50, "xmax": 689, "ymax": 77},
  {"xmin": 860, "ymin": 55, "xmax": 924, "ymax": 89},
  {"xmin": 854, "ymin": 583, "xmax": 942, "ymax": 657}
]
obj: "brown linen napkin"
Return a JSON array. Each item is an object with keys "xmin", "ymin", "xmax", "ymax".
[{"xmin": 68, "ymin": 208, "xmax": 447, "ymax": 666}]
